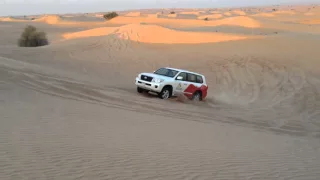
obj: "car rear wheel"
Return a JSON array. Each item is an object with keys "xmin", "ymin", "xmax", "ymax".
[
  {"xmin": 159, "ymin": 86, "xmax": 171, "ymax": 99},
  {"xmin": 192, "ymin": 91, "xmax": 202, "ymax": 101}
]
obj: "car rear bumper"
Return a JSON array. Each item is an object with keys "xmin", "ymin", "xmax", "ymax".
[{"xmin": 135, "ymin": 77, "xmax": 162, "ymax": 93}]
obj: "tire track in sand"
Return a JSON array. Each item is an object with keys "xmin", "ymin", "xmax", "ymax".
[{"xmin": 1, "ymin": 57, "xmax": 320, "ymax": 138}]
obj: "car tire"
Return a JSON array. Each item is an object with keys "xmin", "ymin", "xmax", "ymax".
[
  {"xmin": 158, "ymin": 86, "xmax": 171, "ymax": 99},
  {"xmin": 192, "ymin": 91, "xmax": 202, "ymax": 101},
  {"xmin": 137, "ymin": 87, "xmax": 144, "ymax": 93}
]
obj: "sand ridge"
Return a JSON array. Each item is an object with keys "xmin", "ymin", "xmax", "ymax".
[
  {"xmin": 224, "ymin": 12, "xmax": 232, "ymax": 16},
  {"xmin": 108, "ymin": 15, "xmax": 261, "ymax": 28},
  {"xmin": 273, "ymin": 10, "xmax": 296, "ymax": 15},
  {"xmin": 300, "ymin": 19, "xmax": 320, "ymax": 25},
  {"xmin": 197, "ymin": 14, "xmax": 223, "ymax": 20},
  {"xmin": 125, "ymin": 12, "xmax": 141, "ymax": 17},
  {"xmin": 62, "ymin": 27, "xmax": 118, "ymax": 39},
  {"xmin": 62, "ymin": 23, "xmax": 256, "ymax": 44},
  {"xmin": 232, "ymin": 10, "xmax": 246, "ymax": 16},
  {"xmin": 33, "ymin": 15, "xmax": 62, "ymax": 24},
  {"xmin": 251, "ymin": 13, "xmax": 276, "ymax": 17},
  {"xmin": 180, "ymin": 11, "xmax": 201, "ymax": 16},
  {"xmin": 0, "ymin": 17, "xmax": 28, "ymax": 22}
]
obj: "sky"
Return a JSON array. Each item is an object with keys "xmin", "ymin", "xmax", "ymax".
[{"xmin": 0, "ymin": 0, "xmax": 319, "ymax": 16}]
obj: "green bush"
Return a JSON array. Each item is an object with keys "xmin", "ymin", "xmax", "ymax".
[
  {"xmin": 103, "ymin": 12, "xmax": 119, "ymax": 20},
  {"xmin": 18, "ymin": 25, "xmax": 49, "ymax": 47}
]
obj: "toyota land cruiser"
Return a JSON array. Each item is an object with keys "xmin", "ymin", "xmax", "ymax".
[{"xmin": 135, "ymin": 67, "xmax": 208, "ymax": 101}]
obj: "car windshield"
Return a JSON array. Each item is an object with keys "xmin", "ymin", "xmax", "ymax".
[{"xmin": 154, "ymin": 68, "xmax": 179, "ymax": 78}]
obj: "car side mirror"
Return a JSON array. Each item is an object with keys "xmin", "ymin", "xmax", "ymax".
[{"xmin": 176, "ymin": 76, "xmax": 183, "ymax": 80}]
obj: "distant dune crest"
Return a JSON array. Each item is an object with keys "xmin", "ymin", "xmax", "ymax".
[
  {"xmin": 197, "ymin": 14, "xmax": 223, "ymax": 20},
  {"xmin": 62, "ymin": 23, "xmax": 254, "ymax": 44},
  {"xmin": 232, "ymin": 10, "xmax": 246, "ymax": 16},
  {"xmin": 107, "ymin": 15, "xmax": 261, "ymax": 28},
  {"xmin": 33, "ymin": 15, "xmax": 61, "ymax": 24},
  {"xmin": 125, "ymin": 12, "xmax": 141, "ymax": 17}
]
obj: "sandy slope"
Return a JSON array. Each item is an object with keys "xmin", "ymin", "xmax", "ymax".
[
  {"xmin": 62, "ymin": 24, "xmax": 256, "ymax": 44},
  {"xmin": 108, "ymin": 15, "xmax": 261, "ymax": 28},
  {"xmin": 300, "ymin": 19, "xmax": 320, "ymax": 24},
  {"xmin": 197, "ymin": 14, "xmax": 223, "ymax": 20},
  {"xmin": 62, "ymin": 27, "xmax": 118, "ymax": 39},
  {"xmin": 1, "ymin": 4, "xmax": 320, "ymax": 180},
  {"xmin": 232, "ymin": 10, "xmax": 246, "ymax": 16},
  {"xmin": 125, "ymin": 12, "xmax": 141, "ymax": 17},
  {"xmin": 251, "ymin": 13, "xmax": 276, "ymax": 17},
  {"xmin": 33, "ymin": 15, "xmax": 61, "ymax": 24}
]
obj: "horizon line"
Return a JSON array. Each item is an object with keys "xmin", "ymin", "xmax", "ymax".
[{"xmin": 1, "ymin": 2, "xmax": 319, "ymax": 17}]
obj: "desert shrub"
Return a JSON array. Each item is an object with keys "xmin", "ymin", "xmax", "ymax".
[
  {"xmin": 204, "ymin": 17, "xmax": 209, "ymax": 21},
  {"xmin": 18, "ymin": 25, "xmax": 49, "ymax": 47},
  {"xmin": 170, "ymin": 11, "xmax": 175, "ymax": 14},
  {"xmin": 103, "ymin": 12, "xmax": 118, "ymax": 20}
]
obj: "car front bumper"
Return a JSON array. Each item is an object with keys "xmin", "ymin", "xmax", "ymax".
[{"xmin": 135, "ymin": 77, "xmax": 163, "ymax": 93}]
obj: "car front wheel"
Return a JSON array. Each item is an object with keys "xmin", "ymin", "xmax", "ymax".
[
  {"xmin": 159, "ymin": 86, "xmax": 171, "ymax": 99},
  {"xmin": 137, "ymin": 87, "xmax": 144, "ymax": 93}
]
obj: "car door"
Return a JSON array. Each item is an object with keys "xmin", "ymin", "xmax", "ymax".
[
  {"xmin": 173, "ymin": 72, "xmax": 190, "ymax": 96},
  {"xmin": 183, "ymin": 73, "xmax": 203, "ymax": 96}
]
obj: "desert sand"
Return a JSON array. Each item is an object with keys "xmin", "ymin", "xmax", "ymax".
[{"xmin": 1, "ymin": 4, "xmax": 320, "ymax": 180}]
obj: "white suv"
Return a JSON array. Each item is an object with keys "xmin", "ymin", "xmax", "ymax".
[{"xmin": 135, "ymin": 67, "xmax": 208, "ymax": 101}]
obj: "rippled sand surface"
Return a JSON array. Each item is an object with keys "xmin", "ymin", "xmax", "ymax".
[{"xmin": 1, "ymin": 4, "xmax": 320, "ymax": 180}]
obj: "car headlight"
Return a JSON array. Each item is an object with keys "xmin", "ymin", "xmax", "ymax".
[{"xmin": 152, "ymin": 78, "xmax": 164, "ymax": 83}]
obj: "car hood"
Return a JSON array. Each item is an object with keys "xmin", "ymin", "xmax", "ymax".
[{"xmin": 140, "ymin": 73, "xmax": 173, "ymax": 80}]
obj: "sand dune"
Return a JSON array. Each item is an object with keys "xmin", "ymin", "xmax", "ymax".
[
  {"xmin": 180, "ymin": 11, "xmax": 201, "ymax": 16},
  {"xmin": 252, "ymin": 13, "xmax": 276, "ymax": 17},
  {"xmin": 0, "ymin": 17, "xmax": 14, "ymax": 21},
  {"xmin": 32, "ymin": 15, "xmax": 62, "ymax": 24},
  {"xmin": 125, "ymin": 12, "xmax": 141, "ymax": 17},
  {"xmin": 300, "ymin": 19, "xmax": 320, "ymax": 25},
  {"xmin": 273, "ymin": 10, "xmax": 296, "ymax": 15},
  {"xmin": 167, "ymin": 14, "xmax": 177, "ymax": 18},
  {"xmin": 146, "ymin": 14, "xmax": 159, "ymax": 18},
  {"xmin": 62, "ymin": 27, "xmax": 117, "ymax": 39},
  {"xmin": 95, "ymin": 14, "xmax": 104, "ymax": 18},
  {"xmin": 109, "ymin": 16, "xmax": 261, "ymax": 28},
  {"xmin": 224, "ymin": 12, "xmax": 232, "ymax": 16},
  {"xmin": 32, "ymin": 15, "xmax": 106, "ymax": 25},
  {"xmin": 232, "ymin": 10, "xmax": 246, "ymax": 16},
  {"xmin": 211, "ymin": 11, "xmax": 220, "ymax": 14},
  {"xmin": 304, "ymin": 12, "xmax": 315, "ymax": 16},
  {"xmin": 115, "ymin": 24, "xmax": 253, "ymax": 43},
  {"xmin": 197, "ymin": 14, "xmax": 223, "ymax": 20},
  {"xmin": 62, "ymin": 24, "xmax": 254, "ymax": 44},
  {"xmin": 1, "ymin": 4, "xmax": 320, "ymax": 180},
  {"xmin": 0, "ymin": 17, "xmax": 27, "ymax": 22}
]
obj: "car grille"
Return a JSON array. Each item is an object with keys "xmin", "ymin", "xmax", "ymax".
[{"xmin": 141, "ymin": 75, "xmax": 153, "ymax": 82}]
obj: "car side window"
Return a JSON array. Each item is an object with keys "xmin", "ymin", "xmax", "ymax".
[
  {"xmin": 187, "ymin": 73, "xmax": 197, "ymax": 83},
  {"xmin": 177, "ymin": 72, "xmax": 187, "ymax": 81},
  {"xmin": 196, "ymin": 75, "xmax": 203, "ymax": 83}
]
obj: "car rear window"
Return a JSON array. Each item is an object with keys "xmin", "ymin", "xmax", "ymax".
[
  {"xmin": 187, "ymin": 73, "xmax": 197, "ymax": 82},
  {"xmin": 196, "ymin": 75, "xmax": 203, "ymax": 83}
]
